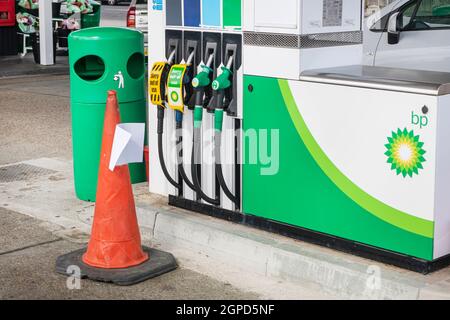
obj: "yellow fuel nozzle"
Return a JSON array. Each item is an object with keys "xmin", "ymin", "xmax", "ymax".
[
  {"xmin": 166, "ymin": 64, "xmax": 188, "ymax": 113},
  {"xmin": 149, "ymin": 62, "xmax": 170, "ymax": 107},
  {"xmin": 165, "ymin": 51, "xmax": 199, "ymax": 112}
]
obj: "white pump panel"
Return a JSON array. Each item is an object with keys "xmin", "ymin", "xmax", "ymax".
[
  {"xmin": 254, "ymin": 0, "xmax": 299, "ymax": 31},
  {"xmin": 243, "ymin": 0, "xmax": 364, "ymax": 80}
]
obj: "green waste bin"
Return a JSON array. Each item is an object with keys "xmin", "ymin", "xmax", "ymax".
[
  {"xmin": 69, "ymin": 27, "xmax": 147, "ymax": 202},
  {"xmin": 81, "ymin": 1, "xmax": 101, "ymax": 29}
]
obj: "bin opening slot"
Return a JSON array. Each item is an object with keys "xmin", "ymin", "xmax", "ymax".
[
  {"xmin": 127, "ymin": 52, "xmax": 145, "ymax": 79},
  {"xmin": 74, "ymin": 55, "xmax": 105, "ymax": 81}
]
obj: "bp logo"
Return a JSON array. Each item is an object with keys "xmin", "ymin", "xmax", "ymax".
[
  {"xmin": 170, "ymin": 91, "xmax": 179, "ymax": 103},
  {"xmin": 385, "ymin": 128, "xmax": 426, "ymax": 178}
]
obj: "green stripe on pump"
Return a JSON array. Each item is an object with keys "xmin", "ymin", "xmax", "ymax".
[
  {"xmin": 214, "ymin": 109, "xmax": 224, "ymax": 131},
  {"xmin": 278, "ymin": 79, "xmax": 434, "ymax": 239},
  {"xmin": 194, "ymin": 105, "xmax": 203, "ymax": 128}
]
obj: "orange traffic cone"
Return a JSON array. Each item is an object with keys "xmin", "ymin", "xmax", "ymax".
[
  {"xmin": 82, "ymin": 90, "xmax": 148, "ymax": 269},
  {"xmin": 56, "ymin": 90, "xmax": 177, "ymax": 285}
]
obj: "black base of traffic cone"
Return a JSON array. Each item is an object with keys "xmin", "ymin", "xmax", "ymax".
[{"xmin": 55, "ymin": 246, "xmax": 177, "ymax": 286}]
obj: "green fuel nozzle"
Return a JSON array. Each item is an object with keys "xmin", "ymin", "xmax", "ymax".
[
  {"xmin": 212, "ymin": 64, "xmax": 232, "ymax": 131},
  {"xmin": 211, "ymin": 56, "xmax": 234, "ymax": 114},
  {"xmin": 192, "ymin": 53, "xmax": 215, "ymax": 90},
  {"xmin": 211, "ymin": 66, "xmax": 232, "ymax": 92},
  {"xmin": 192, "ymin": 52, "xmax": 216, "ymax": 110},
  {"xmin": 192, "ymin": 56, "xmax": 215, "ymax": 127},
  {"xmin": 192, "ymin": 64, "xmax": 213, "ymax": 108},
  {"xmin": 192, "ymin": 65, "xmax": 213, "ymax": 89},
  {"xmin": 212, "ymin": 55, "xmax": 234, "ymax": 93},
  {"xmin": 212, "ymin": 65, "xmax": 232, "ymax": 130}
]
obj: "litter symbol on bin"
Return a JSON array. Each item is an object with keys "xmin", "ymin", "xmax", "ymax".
[{"xmin": 114, "ymin": 71, "xmax": 125, "ymax": 89}]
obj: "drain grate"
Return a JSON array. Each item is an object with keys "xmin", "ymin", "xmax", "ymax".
[{"xmin": 0, "ymin": 163, "xmax": 57, "ymax": 183}]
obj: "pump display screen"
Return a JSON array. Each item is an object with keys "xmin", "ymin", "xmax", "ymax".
[{"xmin": 323, "ymin": 0, "xmax": 343, "ymax": 27}]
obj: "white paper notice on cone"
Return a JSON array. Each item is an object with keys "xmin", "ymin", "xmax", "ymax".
[{"xmin": 109, "ymin": 123, "xmax": 145, "ymax": 171}]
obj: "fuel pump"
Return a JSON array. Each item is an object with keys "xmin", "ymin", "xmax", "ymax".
[{"xmin": 211, "ymin": 55, "xmax": 240, "ymax": 208}]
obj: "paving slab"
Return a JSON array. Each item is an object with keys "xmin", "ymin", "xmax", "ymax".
[{"xmin": 0, "ymin": 207, "xmax": 60, "ymax": 254}]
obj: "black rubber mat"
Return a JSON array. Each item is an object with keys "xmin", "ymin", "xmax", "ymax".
[{"xmin": 55, "ymin": 246, "xmax": 177, "ymax": 286}]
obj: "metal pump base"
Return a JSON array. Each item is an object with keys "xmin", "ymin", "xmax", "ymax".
[{"xmin": 55, "ymin": 247, "xmax": 177, "ymax": 286}]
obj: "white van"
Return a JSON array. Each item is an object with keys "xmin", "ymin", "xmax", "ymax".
[{"xmin": 364, "ymin": 0, "xmax": 450, "ymax": 72}]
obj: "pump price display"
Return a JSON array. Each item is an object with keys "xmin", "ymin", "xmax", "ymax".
[
  {"xmin": 323, "ymin": 0, "xmax": 343, "ymax": 27},
  {"xmin": 176, "ymin": 304, "xmax": 276, "ymax": 318}
]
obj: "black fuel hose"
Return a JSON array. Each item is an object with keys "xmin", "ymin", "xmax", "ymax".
[
  {"xmin": 191, "ymin": 125, "xmax": 220, "ymax": 206},
  {"xmin": 157, "ymin": 106, "xmax": 181, "ymax": 191},
  {"xmin": 214, "ymin": 129, "xmax": 240, "ymax": 208},
  {"xmin": 175, "ymin": 114, "xmax": 197, "ymax": 192}
]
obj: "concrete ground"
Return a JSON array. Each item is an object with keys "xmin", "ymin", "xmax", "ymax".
[
  {"xmin": 0, "ymin": 75, "xmax": 71, "ymax": 165},
  {"xmin": 0, "ymin": 55, "xmax": 68, "ymax": 79},
  {"xmin": 0, "ymin": 74, "xmax": 260, "ymax": 300}
]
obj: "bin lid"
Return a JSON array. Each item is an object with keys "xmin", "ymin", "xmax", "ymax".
[
  {"xmin": 300, "ymin": 65, "xmax": 450, "ymax": 96},
  {"xmin": 69, "ymin": 27, "xmax": 145, "ymax": 104},
  {"xmin": 70, "ymin": 27, "xmax": 142, "ymax": 42}
]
